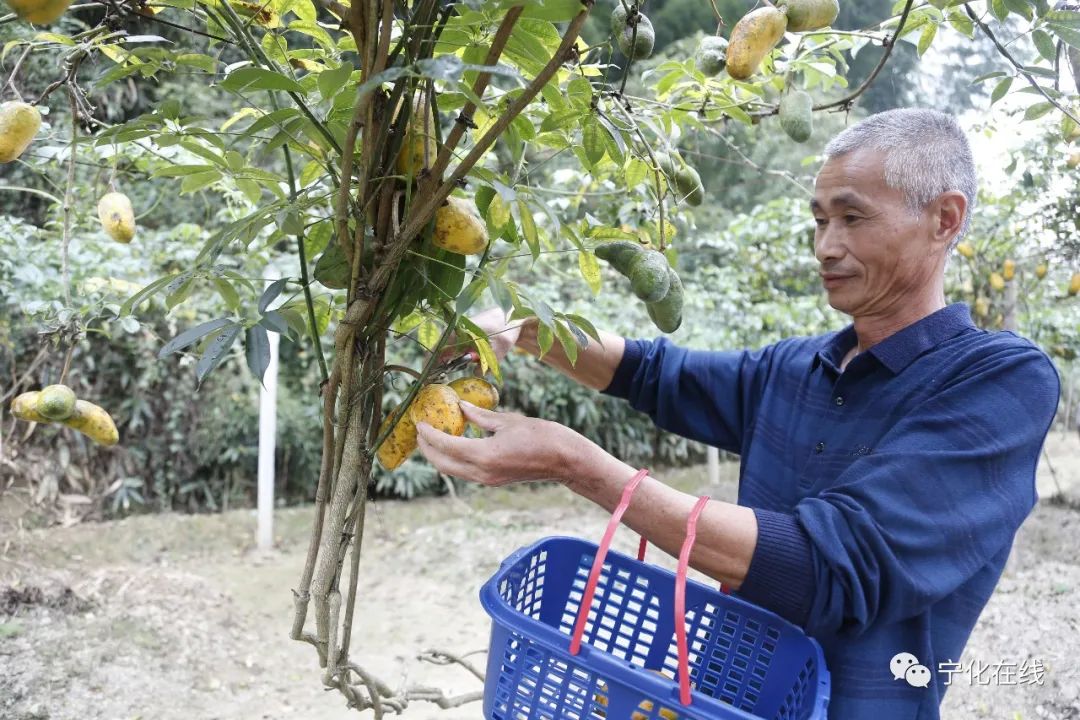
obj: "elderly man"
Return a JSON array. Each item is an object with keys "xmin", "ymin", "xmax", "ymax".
[{"xmin": 415, "ymin": 108, "xmax": 1060, "ymax": 718}]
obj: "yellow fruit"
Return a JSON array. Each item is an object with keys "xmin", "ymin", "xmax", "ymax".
[
  {"xmin": 11, "ymin": 391, "xmax": 49, "ymax": 423},
  {"xmin": 726, "ymin": 7, "xmax": 788, "ymax": 81},
  {"xmin": 989, "ymin": 272, "xmax": 1005, "ymax": 291},
  {"xmin": 1069, "ymin": 272, "xmax": 1080, "ymax": 296},
  {"xmin": 956, "ymin": 242, "xmax": 974, "ymax": 259},
  {"xmin": 0, "ymin": 101, "xmax": 42, "ymax": 163},
  {"xmin": 1068, "ymin": 152, "xmax": 1080, "ymax": 169},
  {"xmin": 395, "ymin": 94, "xmax": 438, "ymax": 178},
  {"xmin": 4, "ymin": 0, "xmax": 71, "ymax": 23},
  {"xmin": 376, "ymin": 403, "xmax": 418, "ymax": 470},
  {"xmin": 62, "ymin": 399, "xmax": 119, "ymax": 446},
  {"xmin": 433, "ymin": 196, "xmax": 488, "ymax": 255},
  {"xmin": 408, "ymin": 384, "xmax": 465, "ymax": 436},
  {"xmin": 36, "ymin": 384, "xmax": 76, "ymax": 421},
  {"xmin": 97, "ymin": 192, "xmax": 136, "ymax": 243},
  {"xmin": 974, "ymin": 296, "xmax": 990, "ymax": 318},
  {"xmin": 1035, "ymin": 263, "xmax": 1047, "ymax": 279},
  {"xmin": 448, "ymin": 376, "xmax": 499, "ymax": 411},
  {"xmin": 775, "ymin": 0, "xmax": 838, "ymax": 31},
  {"xmin": 1002, "ymin": 259, "xmax": 1015, "ymax": 281}
]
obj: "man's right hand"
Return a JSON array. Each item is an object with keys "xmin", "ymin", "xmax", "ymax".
[{"xmin": 437, "ymin": 306, "xmax": 524, "ymax": 366}]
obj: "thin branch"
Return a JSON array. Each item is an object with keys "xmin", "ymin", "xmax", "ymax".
[
  {"xmin": 417, "ymin": 649, "xmax": 486, "ymax": 682},
  {"xmin": 61, "ymin": 90, "xmax": 78, "ymax": 309},
  {"xmin": 812, "ymin": 0, "xmax": 915, "ymax": 113},
  {"xmin": 965, "ymin": 4, "xmax": 1080, "ymax": 126},
  {"xmin": 2, "ymin": 45, "xmax": 32, "ymax": 100}
]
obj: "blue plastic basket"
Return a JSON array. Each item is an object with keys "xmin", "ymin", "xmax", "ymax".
[{"xmin": 479, "ymin": 535, "xmax": 830, "ymax": 720}]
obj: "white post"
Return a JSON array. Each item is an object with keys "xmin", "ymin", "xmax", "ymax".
[
  {"xmin": 707, "ymin": 446, "xmax": 720, "ymax": 487},
  {"xmin": 257, "ymin": 329, "xmax": 280, "ymax": 551}
]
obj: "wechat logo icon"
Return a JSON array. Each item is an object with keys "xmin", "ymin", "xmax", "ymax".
[{"xmin": 890, "ymin": 652, "xmax": 932, "ymax": 688}]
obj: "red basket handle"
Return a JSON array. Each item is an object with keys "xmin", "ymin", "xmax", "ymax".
[
  {"xmin": 569, "ymin": 468, "xmax": 650, "ymax": 656},
  {"xmin": 675, "ymin": 495, "xmax": 711, "ymax": 706}
]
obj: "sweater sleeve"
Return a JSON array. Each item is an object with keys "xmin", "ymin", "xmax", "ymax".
[
  {"xmin": 601, "ymin": 337, "xmax": 777, "ymax": 454},
  {"xmin": 737, "ymin": 345, "xmax": 1060, "ymax": 636}
]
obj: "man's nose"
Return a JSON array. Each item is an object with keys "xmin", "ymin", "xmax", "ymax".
[{"xmin": 814, "ymin": 225, "xmax": 845, "ymax": 264}]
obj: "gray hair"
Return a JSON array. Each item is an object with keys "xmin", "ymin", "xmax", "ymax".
[{"xmin": 824, "ymin": 108, "xmax": 977, "ymax": 248}]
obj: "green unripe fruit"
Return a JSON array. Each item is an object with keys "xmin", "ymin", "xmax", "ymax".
[
  {"xmin": 654, "ymin": 151, "xmax": 705, "ymax": 206},
  {"xmin": 628, "ymin": 251, "xmax": 671, "ymax": 303},
  {"xmin": 775, "ymin": 0, "xmax": 839, "ymax": 31},
  {"xmin": 698, "ymin": 35, "xmax": 728, "ymax": 76},
  {"xmin": 779, "ymin": 90, "xmax": 813, "ymax": 143},
  {"xmin": 595, "ymin": 239, "xmax": 648, "ymax": 275},
  {"xmin": 617, "ymin": 12, "xmax": 656, "ymax": 59},
  {"xmin": 646, "ymin": 267, "xmax": 684, "ymax": 333},
  {"xmin": 37, "ymin": 384, "xmax": 77, "ymax": 421}
]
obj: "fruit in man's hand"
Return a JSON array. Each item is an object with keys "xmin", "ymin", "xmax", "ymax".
[
  {"xmin": 774, "ymin": 0, "xmax": 839, "ymax": 31},
  {"xmin": 97, "ymin": 192, "xmax": 136, "ymax": 243},
  {"xmin": 0, "ymin": 101, "xmax": 42, "ymax": 163},
  {"xmin": 726, "ymin": 6, "xmax": 788, "ymax": 81},
  {"xmin": 11, "ymin": 391, "xmax": 49, "ymax": 423},
  {"xmin": 409, "ymin": 384, "xmax": 466, "ymax": 436},
  {"xmin": 1002, "ymin": 259, "xmax": 1015, "ymax": 281},
  {"xmin": 36, "ymin": 384, "xmax": 76, "ymax": 421},
  {"xmin": 4, "ymin": 0, "xmax": 71, "ymax": 23},
  {"xmin": 697, "ymin": 35, "xmax": 728, "ymax": 76},
  {"xmin": 395, "ymin": 94, "xmax": 438, "ymax": 178},
  {"xmin": 62, "ymin": 400, "xmax": 119, "ymax": 446},
  {"xmin": 779, "ymin": 90, "xmax": 813, "ymax": 143},
  {"xmin": 448, "ymin": 377, "xmax": 499, "ymax": 411},
  {"xmin": 646, "ymin": 266, "xmax": 684, "ymax": 333},
  {"xmin": 434, "ymin": 196, "xmax": 488, "ymax": 255},
  {"xmin": 628, "ymin": 250, "xmax": 671, "ymax": 303},
  {"xmin": 376, "ymin": 403, "xmax": 418, "ymax": 470}
]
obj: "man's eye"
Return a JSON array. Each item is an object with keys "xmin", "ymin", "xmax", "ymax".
[
  {"xmin": 814, "ymin": 217, "xmax": 827, "ymax": 226},
  {"xmin": 844, "ymin": 215, "xmax": 860, "ymax": 224}
]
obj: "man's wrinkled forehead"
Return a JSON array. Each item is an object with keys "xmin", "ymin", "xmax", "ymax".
[
  {"xmin": 809, "ymin": 191, "xmax": 873, "ymax": 214},
  {"xmin": 812, "ymin": 149, "xmax": 896, "ymax": 211}
]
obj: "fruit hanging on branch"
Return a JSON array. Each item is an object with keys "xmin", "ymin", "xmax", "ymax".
[
  {"xmin": 409, "ymin": 383, "xmax": 467, "ymax": 436},
  {"xmin": 611, "ymin": 3, "xmax": 655, "ymax": 60},
  {"xmin": 697, "ymin": 35, "xmax": 729, "ymax": 76},
  {"xmin": 990, "ymin": 272, "xmax": 1005, "ymax": 291},
  {"xmin": 434, "ymin": 195, "xmax": 489, "ymax": 255},
  {"xmin": 0, "ymin": 101, "xmax": 42, "ymax": 163},
  {"xmin": 779, "ymin": 90, "xmax": 814, "ymax": 142},
  {"xmin": 97, "ymin": 192, "xmax": 137, "ymax": 243},
  {"xmin": 448, "ymin": 376, "xmax": 500, "ymax": 411},
  {"xmin": 9, "ymin": 388, "xmax": 119, "ymax": 446},
  {"xmin": 395, "ymin": 93, "xmax": 438, "ymax": 179},
  {"xmin": 726, "ymin": 6, "xmax": 788, "ymax": 80},
  {"xmin": 2, "ymin": 0, "xmax": 71, "ymax": 24},
  {"xmin": 1069, "ymin": 272, "xmax": 1080, "ymax": 296},
  {"xmin": 1002, "ymin": 259, "xmax": 1015, "ymax": 281},
  {"xmin": 1035, "ymin": 263, "xmax": 1047, "ymax": 279},
  {"xmin": 376, "ymin": 402, "xmax": 419, "ymax": 471},
  {"xmin": 654, "ymin": 151, "xmax": 705, "ymax": 207},
  {"xmin": 775, "ymin": 0, "xmax": 839, "ymax": 32},
  {"xmin": 595, "ymin": 240, "xmax": 684, "ymax": 333},
  {"xmin": 956, "ymin": 242, "xmax": 975, "ymax": 259}
]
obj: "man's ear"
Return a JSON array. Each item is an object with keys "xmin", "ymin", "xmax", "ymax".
[{"xmin": 932, "ymin": 191, "xmax": 968, "ymax": 249}]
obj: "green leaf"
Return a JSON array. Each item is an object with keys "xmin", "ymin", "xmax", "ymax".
[
  {"xmin": 1004, "ymin": 0, "xmax": 1033, "ymax": 21},
  {"xmin": 159, "ymin": 318, "xmax": 234, "ymax": 358},
  {"xmin": 299, "ymin": 160, "xmax": 324, "ymax": 187},
  {"xmin": 514, "ymin": 0, "xmax": 583, "ymax": 22},
  {"xmin": 258, "ymin": 278, "xmax": 289, "ymax": 313},
  {"xmin": 917, "ymin": 22, "xmax": 938, "ymax": 57},
  {"xmin": 195, "ymin": 325, "xmax": 242, "ymax": 387},
  {"xmin": 553, "ymin": 320, "xmax": 578, "ymax": 365},
  {"xmin": 972, "ymin": 70, "xmax": 1008, "ymax": 84},
  {"xmin": 236, "ymin": 178, "xmax": 263, "ymax": 204},
  {"xmin": 564, "ymin": 313, "xmax": 601, "ymax": 345},
  {"xmin": 947, "ymin": 10, "xmax": 975, "ymax": 37},
  {"xmin": 212, "ymin": 278, "xmax": 241, "ymax": 311},
  {"xmin": 625, "ymin": 157, "xmax": 648, "ymax": 188},
  {"xmin": 1024, "ymin": 100, "xmax": 1055, "ymax": 120},
  {"xmin": 991, "ymin": 76, "xmax": 1014, "ymax": 104},
  {"xmin": 120, "ymin": 274, "xmax": 176, "ymax": 315},
  {"xmin": 318, "ymin": 61, "xmax": 353, "ymax": 100},
  {"xmin": 417, "ymin": 319, "xmax": 440, "ymax": 351},
  {"xmin": 567, "ymin": 75, "xmax": 592, "ymax": 110},
  {"xmin": 153, "ymin": 164, "xmax": 217, "ymax": 178},
  {"xmin": 1032, "ymin": 28, "xmax": 1057, "ymax": 61},
  {"xmin": 536, "ymin": 322, "xmax": 554, "ymax": 357},
  {"xmin": 487, "ymin": 193, "xmax": 511, "ymax": 230},
  {"xmin": 991, "ymin": 0, "xmax": 1009, "ymax": 22},
  {"xmin": 165, "ymin": 278, "xmax": 195, "ymax": 311},
  {"xmin": 582, "ymin": 117, "xmax": 606, "ymax": 166},
  {"xmin": 1047, "ymin": 12, "xmax": 1080, "ymax": 48},
  {"xmin": 486, "ymin": 271, "xmax": 514, "ymax": 313},
  {"xmin": 180, "ymin": 170, "xmax": 223, "ymax": 194},
  {"xmin": 245, "ymin": 325, "xmax": 272, "ymax": 385},
  {"xmin": 259, "ymin": 310, "xmax": 290, "ymax": 334},
  {"xmin": 540, "ymin": 109, "xmax": 581, "ymax": 133},
  {"xmin": 517, "ymin": 199, "xmax": 540, "ymax": 259},
  {"xmin": 220, "ymin": 66, "xmax": 305, "ymax": 93},
  {"xmin": 578, "ymin": 251, "xmax": 601, "ymax": 295}
]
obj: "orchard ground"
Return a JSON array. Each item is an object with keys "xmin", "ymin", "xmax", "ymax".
[{"xmin": 2, "ymin": 435, "xmax": 1080, "ymax": 720}]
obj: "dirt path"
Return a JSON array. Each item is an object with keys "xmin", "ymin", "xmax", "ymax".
[{"xmin": 2, "ymin": 447, "xmax": 1080, "ymax": 720}]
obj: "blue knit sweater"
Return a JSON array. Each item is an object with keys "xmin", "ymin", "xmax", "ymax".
[{"xmin": 602, "ymin": 303, "xmax": 1059, "ymax": 718}]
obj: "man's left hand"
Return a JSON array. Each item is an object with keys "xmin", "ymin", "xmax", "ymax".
[{"xmin": 415, "ymin": 402, "xmax": 583, "ymax": 486}]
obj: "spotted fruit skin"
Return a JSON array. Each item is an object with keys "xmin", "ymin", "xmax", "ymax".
[
  {"xmin": 0, "ymin": 101, "xmax": 42, "ymax": 163},
  {"xmin": 433, "ymin": 196, "xmax": 488, "ymax": 255},
  {"xmin": 98, "ymin": 192, "xmax": 137, "ymax": 243},
  {"xmin": 11, "ymin": 391, "xmax": 49, "ymax": 423},
  {"xmin": 36, "ymin": 384, "xmax": 77, "ymax": 421},
  {"xmin": 448, "ymin": 377, "xmax": 499, "ymax": 411},
  {"xmin": 376, "ymin": 403, "xmax": 418, "ymax": 470},
  {"xmin": 408, "ymin": 384, "xmax": 465, "ymax": 436},
  {"xmin": 62, "ymin": 399, "xmax": 119, "ymax": 446}
]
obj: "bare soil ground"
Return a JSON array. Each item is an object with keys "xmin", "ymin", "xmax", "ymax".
[{"xmin": 1, "ymin": 435, "xmax": 1079, "ymax": 720}]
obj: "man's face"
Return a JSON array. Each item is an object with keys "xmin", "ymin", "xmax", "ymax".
[{"xmin": 811, "ymin": 148, "xmax": 940, "ymax": 316}]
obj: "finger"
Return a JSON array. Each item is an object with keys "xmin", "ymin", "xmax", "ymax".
[
  {"xmin": 459, "ymin": 401, "xmax": 508, "ymax": 431},
  {"xmin": 415, "ymin": 422, "xmax": 485, "ymax": 481}
]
